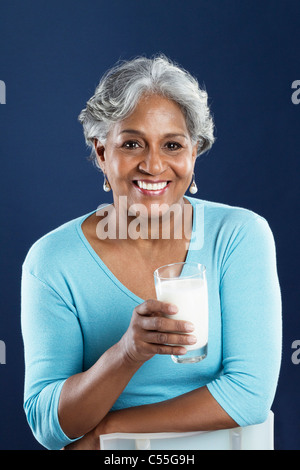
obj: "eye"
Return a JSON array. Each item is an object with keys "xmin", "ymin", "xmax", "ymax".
[
  {"xmin": 122, "ymin": 140, "xmax": 142, "ymax": 149},
  {"xmin": 165, "ymin": 141, "xmax": 182, "ymax": 151}
]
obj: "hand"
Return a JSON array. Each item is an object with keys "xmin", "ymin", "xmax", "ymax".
[{"xmin": 120, "ymin": 299, "xmax": 196, "ymax": 364}]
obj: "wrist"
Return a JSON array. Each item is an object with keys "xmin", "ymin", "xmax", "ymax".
[{"xmin": 117, "ymin": 337, "xmax": 144, "ymax": 371}]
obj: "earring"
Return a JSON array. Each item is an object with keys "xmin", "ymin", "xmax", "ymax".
[
  {"xmin": 103, "ymin": 175, "xmax": 111, "ymax": 192},
  {"xmin": 189, "ymin": 173, "xmax": 198, "ymax": 194}
]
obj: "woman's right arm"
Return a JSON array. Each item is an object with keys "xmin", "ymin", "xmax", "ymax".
[
  {"xmin": 21, "ymin": 267, "xmax": 195, "ymax": 448},
  {"xmin": 58, "ymin": 299, "xmax": 195, "ymax": 439}
]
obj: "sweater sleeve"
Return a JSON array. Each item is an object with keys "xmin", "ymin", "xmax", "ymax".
[
  {"xmin": 206, "ymin": 215, "xmax": 282, "ymax": 426},
  {"xmin": 21, "ymin": 268, "xmax": 84, "ymax": 450}
]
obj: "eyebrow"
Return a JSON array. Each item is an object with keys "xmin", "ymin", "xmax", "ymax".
[{"xmin": 119, "ymin": 129, "xmax": 188, "ymax": 139}]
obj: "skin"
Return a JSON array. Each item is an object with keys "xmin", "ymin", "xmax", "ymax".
[{"xmin": 59, "ymin": 94, "xmax": 237, "ymax": 450}]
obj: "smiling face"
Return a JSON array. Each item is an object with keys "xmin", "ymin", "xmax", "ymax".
[{"xmin": 94, "ymin": 94, "xmax": 198, "ymax": 217}]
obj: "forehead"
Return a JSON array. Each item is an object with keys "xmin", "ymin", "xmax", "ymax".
[{"xmin": 113, "ymin": 94, "xmax": 188, "ymax": 135}]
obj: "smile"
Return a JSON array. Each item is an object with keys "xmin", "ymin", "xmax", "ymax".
[
  {"xmin": 133, "ymin": 180, "xmax": 170, "ymax": 195},
  {"xmin": 136, "ymin": 180, "xmax": 168, "ymax": 190}
]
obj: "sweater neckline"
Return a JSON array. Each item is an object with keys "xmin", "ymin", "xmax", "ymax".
[{"xmin": 75, "ymin": 196, "xmax": 199, "ymax": 304}]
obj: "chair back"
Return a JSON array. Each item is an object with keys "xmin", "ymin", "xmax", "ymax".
[{"xmin": 100, "ymin": 411, "xmax": 274, "ymax": 450}]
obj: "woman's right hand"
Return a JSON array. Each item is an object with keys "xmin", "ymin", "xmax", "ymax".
[{"xmin": 119, "ymin": 299, "xmax": 196, "ymax": 364}]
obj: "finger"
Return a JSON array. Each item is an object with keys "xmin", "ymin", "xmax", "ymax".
[
  {"xmin": 135, "ymin": 299, "xmax": 178, "ymax": 316},
  {"xmin": 140, "ymin": 315, "xmax": 195, "ymax": 334},
  {"xmin": 144, "ymin": 331, "xmax": 197, "ymax": 346},
  {"xmin": 148, "ymin": 344, "xmax": 187, "ymax": 356}
]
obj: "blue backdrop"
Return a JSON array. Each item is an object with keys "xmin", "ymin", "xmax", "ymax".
[{"xmin": 0, "ymin": 0, "xmax": 299, "ymax": 450}]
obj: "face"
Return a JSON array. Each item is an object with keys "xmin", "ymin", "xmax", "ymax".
[{"xmin": 94, "ymin": 94, "xmax": 198, "ymax": 217}]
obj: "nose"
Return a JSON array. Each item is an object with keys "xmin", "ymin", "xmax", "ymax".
[{"xmin": 138, "ymin": 146, "xmax": 166, "ymax": 176}]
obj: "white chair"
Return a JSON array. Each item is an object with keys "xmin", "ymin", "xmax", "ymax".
[{"xmin": 99, "ymin": 411, "xmax": 274, "ymax": 450}]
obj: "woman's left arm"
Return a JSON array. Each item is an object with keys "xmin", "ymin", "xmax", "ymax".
[
  {"xmin": 65, "ymin": 385, "xmax": 237, "ymax": 449},
  {"xmin": 206, "ymin": 215, "xmax": 282, "ymax": 427},
  {"xmin": 104, "ymin": 385, "xmax": 237, "ymax": 432}
]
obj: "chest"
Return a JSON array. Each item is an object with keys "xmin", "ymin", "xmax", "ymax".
[
  {"xmin": 108, "ymin": 259, "xmax": 158, "ymax": 300},
  {"xmin": 81, "ymin": 213, "xmax": 192, "ymax": 300},
  {"xmin": 90, "ymin": 241, "xmax": 189, "ymax": 301},
  {"xmin": 102, "ymin": 246, "xmax": 190, "ymax": 300}
]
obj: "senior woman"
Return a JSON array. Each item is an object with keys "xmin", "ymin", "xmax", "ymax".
[{"xmin": 21, "ymin": 55, "xmax": 282, "ymax": 450}]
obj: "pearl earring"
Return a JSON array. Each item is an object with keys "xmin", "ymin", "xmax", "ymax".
[
  {"xmin": 103, "ymin": 175, "xmax": 111, "ymax": 192},
  {"xmin": 189, "ymin": 173, "xmax": 198, "ymax": 194}
]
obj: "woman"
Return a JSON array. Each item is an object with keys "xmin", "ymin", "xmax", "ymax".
[{"xmin": 21, "ymin": 55, "xmax": 282, "ymax": 450}]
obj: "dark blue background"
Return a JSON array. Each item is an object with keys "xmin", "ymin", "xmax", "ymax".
[{"xmin": 0, "ymin": 0, "xmax": 299, "ymax": 450}]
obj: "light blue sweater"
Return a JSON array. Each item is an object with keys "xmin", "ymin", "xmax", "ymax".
[{"xmin": 21, "ymin": 197, "xmax": 282, "ymax": 450}]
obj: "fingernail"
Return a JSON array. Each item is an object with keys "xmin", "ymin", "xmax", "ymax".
[
  {"xmin": 187, "ymin": 335, "xmax": 197, "ymax": 344},
  {"xmin": 185, "ymin": 322, "xmax": 195, "ymax": 332},
  {"xmin": 168, "ymin": 304, "xmax": 178, "ymax": 313}
]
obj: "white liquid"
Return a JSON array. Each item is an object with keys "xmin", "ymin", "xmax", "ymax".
[{"xmin": 156, "ymin": 278, "xmax": 208, "ymax": 350}]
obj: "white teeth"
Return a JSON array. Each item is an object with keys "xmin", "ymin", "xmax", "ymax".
[{"xmin": 136, "ymin": 181, "xmax": 168, "ymax": 190}]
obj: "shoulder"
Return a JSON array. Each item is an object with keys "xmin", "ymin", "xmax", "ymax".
[
  {"xmin": 187, "ymin": 196, "xmax": 270, "ymax": 230},
  {"xmin": 187, "ymin": 196, "xmax": 275, "ymax": 252},
  {"xmin": 22, "ymin": 211, "xmax": 95, "ymax": 278}
]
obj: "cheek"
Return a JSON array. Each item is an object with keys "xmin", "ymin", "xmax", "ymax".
[
  {"xmin": 174, "ymin": 156, "xmax": 195, "ymax": 177},
  {"xmin": 106, "ymin": 157, "xmax": 127, "ymax": 182}
]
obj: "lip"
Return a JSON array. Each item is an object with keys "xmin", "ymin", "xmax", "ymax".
[
  {"xmin": 132, "ymin": 179, "xmax": 171, "ymax": 196},
  {"xmin": 135, "ymin": 179, "xmax": 168, "ymax": 184}
]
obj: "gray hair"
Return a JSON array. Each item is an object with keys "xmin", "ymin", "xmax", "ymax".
[{"xmin": 78, "ymin": 54, "xmax": 215, "ymax": 167}]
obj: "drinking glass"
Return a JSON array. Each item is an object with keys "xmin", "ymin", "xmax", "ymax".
[{"xmin": 154, "ymin": 262, "xmax": 208, "ymax": 364}]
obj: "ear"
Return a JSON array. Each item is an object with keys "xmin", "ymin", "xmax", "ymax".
[
  {"xmin": 93, "ymin": 139, "xmax": 106, "ymax": 171},
  {"xmin": 191, "ymin": 141, "xmax": 199, "ymax": 162}
]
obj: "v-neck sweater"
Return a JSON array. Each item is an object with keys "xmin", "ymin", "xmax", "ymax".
[{"xmin": 21, "ymin": 196, "xmax": 282, "ymax": 449}]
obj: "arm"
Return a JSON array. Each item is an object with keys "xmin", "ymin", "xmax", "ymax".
[
  {"xmin": 21, "ymin": 269, "xmax": 85, "ymax": 450},
  {"xmin": 103, "ymin": 385, "xmax": 237, "ymax": 434},
  {"xmin": 58, "ymin": 300, "xmax": 195, "ymax": 439},
  {"xmin": 64, "ymin": 386, "xmax": 236, "ymax": 450},
  {"xmin": 21, "ymin": 268, "xmax": 195, "ymax": 449},
  {"xmin": 207, "ymin": 216, "xmax": 282, "ymax": 426},
  {"xmin": 61, "ymin": 356, "xmax": 237, "ymax": 448}
]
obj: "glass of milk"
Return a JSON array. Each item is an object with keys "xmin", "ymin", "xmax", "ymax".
[{"xmin": 154, "ymin": 262, "xmax": 208, "ymax": 364}]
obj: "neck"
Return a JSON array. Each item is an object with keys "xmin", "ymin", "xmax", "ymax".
[{"xmin": 95, "ymin": 197, "xmax": 193, "ymax": 247}]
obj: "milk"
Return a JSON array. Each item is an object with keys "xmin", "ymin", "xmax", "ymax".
[{"xmin": 156, "ymin": 278, "xmax": 208, "ymax": 350}]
